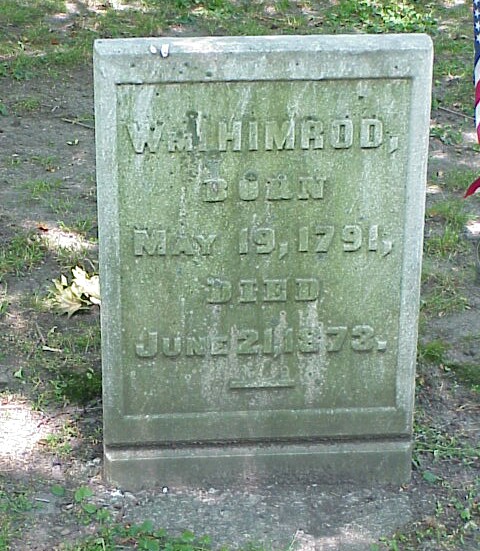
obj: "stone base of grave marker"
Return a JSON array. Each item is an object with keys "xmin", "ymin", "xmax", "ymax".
[
  {"xmin": 105, "ymin": 442, "xmax": 412, "ymax": 487},
  {"xmin": 94, "ymin": 34, "xmax": 432, "ymax": 489}
]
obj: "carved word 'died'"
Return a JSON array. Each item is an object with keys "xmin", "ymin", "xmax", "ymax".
[{"xmin": 206, "ymin": 277, "xmax": 320, "ymax": 304}]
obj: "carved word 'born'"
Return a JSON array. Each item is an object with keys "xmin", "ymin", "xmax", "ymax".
[
  {"xmin": 202, "ymin": 172, "xmax": 324, "ymax": 203},
  {"xmin": 126, "ymin": 117, "xmax": 385, "ymax": 154}
]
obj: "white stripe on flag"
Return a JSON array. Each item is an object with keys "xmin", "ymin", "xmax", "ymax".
[
  {"xmin": 475, "ymin": 61, "xmax": 480, "ymax": 86},
  {"xmin": 475, "ymin": 102, "xmax": 480, "ymax": 129}
]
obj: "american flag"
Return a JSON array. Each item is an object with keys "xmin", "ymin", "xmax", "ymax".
[{"xmin": 465, "ymin": 0, "xmax": 480, "ymax": 196}]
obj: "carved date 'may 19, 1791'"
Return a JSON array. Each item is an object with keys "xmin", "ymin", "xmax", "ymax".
[{"xmin": 133, "ymin": 224, "xmax": 393, "ymax": 258}]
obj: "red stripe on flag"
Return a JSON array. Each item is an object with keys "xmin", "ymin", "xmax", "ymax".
[
  {"xmin": 465, "ymin": 2, "xmax": 480, "ymax": 198},
  {"xmin": 464, "ymin": 176, "xmax": 480, "ymax": 197},
  {"xmin": 475, "ymin": 78, "xmax": 480, "ymax": 106}
]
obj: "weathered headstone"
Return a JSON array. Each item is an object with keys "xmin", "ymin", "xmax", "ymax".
[{"xmin": 94, "ymin": 35, "xmax": 432, "ymax": 489}]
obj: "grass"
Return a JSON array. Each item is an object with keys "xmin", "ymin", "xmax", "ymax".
[
  {"xmin": 0, "ymin": 480, "xmax": 34, "ymax": 551},
  {"xmin": 20, "ymin": 179, "xmax": 98, "ymax": 238},
  {"xmin": 0, "ymin": 231, "xmax": 46, "ymax": 281},
  {"xmin": 39, "ymin": 420, "xmax": 79, "ymax": 456},
  {"xmin": 430, "ymin": 124, "xmax": 463, "ymax": 146},
  {"xmin": 0, "ymin": 283, "xmax": 8, "ymax": 317},
  {"xmin": 324, "ymin": 0, "xmax": 435, "ymax": 33},
  {"xmin": 22, "ymin": 178, "xmax": 62, "ymax": 198},
  {"xmin": 0, "ymin": 315, "xmax": 101, "ymax": 409},
  {"xmin": 32, "ymin": 323, "xmax": 102, "ymax": 407},
  {"xmin": 450, "ymin": 363, "xmax": 480, "ymax": 391},
  {"xmin": 414, "ymin": 423, "xmax": 480, "ymax": 465},
  {"xmin": 12, "ymin": 96, "xmax": 41, "ymax": 113},
  {"xmin": 417, "ymin": 339, "xmax": 449, "ymax": 364},
  {"xmin": 420, "ymin": 267, "xmax": 469, "ymax": 318},
  {"xmin": 55, "ymin": 246, "xmax": 97, "ymax": 272},
  {"xmin": 430, "ymin": 0, "xmax": 472, "ymax": 114},
  {"xmin": 398, "ymin": 420, "xmax": 480, "ymax": 550},
  {"xmin": 424, "ymin": 197, "xmax": 472, "ymax": 259},
  {"xmin": 62, "ymin": 521, "xmax": 214, "ymax": 551},
  {"xmin": 0, "ymin": 0, "xmax": 440, "ymax": 80},
  {"xmin": 31, "ymin": 155, "xmax": 59, "ymax": 172},
  {"xmin": 430, "ymin": 168, "xmax": 480, "ymax": 194},
  {"xmin": 426, "ymin": 198, "xmax": 471, "ymax": 232}
]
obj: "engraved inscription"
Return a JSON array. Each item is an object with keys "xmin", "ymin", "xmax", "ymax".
[
  {"xmin": 297, "ymin": 225, "xmax": 393, "ymax": 256},
  {"xmin": 206, "ymin": 277, "xmax": 321, "ymax": 304},
  {"xmin": 134, "ymin": 229, "xmax": 217, "ymax": 256},
  {"xmin": 230, "ymin": 362, "xmax": 295, "ymax": 390},
  {"xmin": 239, "ymin": 225, "xmax": 393, "ymax": 256},
  {"xmin": 125, "ymin": 116, "xmax": 386, "ymax": 154},
  {"xmin": 132, "ymin": 226, "xmax": 393, "ymax": 259},
  {"xmin": 134, "ymin": 324, "xmax": 387, "ymax": 359},
  {"xmin": 265, "ymin": 120, "xmax": 295, "ymax": 150},
  {"xmin": 119, "ymin": 76, "xmax": 407, "ymax": 407},
  {"xmin": 127, "ymin": 121, "xmax": 164, "ymax": 153},
  {"xmin": 202, "ymin": 172, "xmax": 325, "ymax": 203}
]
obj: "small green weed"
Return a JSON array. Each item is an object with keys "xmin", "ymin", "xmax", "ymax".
[
  {"xmin": 31, "ymin": 155, "xmax": 59, "ymax": 172},
  {"xmin": 0, "ymin": 283, "xmax": 8, "ymax": 317},
  {"xmin": 0, "ymin": 231, "xmax": 46, "ymax": 281},
  {"xmin": 324, "ymin": 0, "xmax": 435, "ymax": 33},
  {"xmin": 60, "ymin": 367, "xmax": 102, "ymax": 405},
  {"xmin": 449, "ymin": 363, "xmax": 480, "ymax": 390},
  {"xmin": 23, "ymin": 178, "xmax": 62, "ymax": 199},
  {"xmin": 380, "ymin": 477, "xmax": 480, "ymax": 550},
  {"xmin": 417, "ymin": 340, "xmax": 448, "ymax": 364},
  {"xmin": 55, "ymin": 247, "xmax": 95, "ymax": 272},
  {"xmin": 425, "ymin": 198, "xmax": 472, "ymax": 258},
  {"xmin": 40, "ymin": 420, "xmax": 78, "ymax": 457},
  {"xmin": 430, "ymin": 124, "xmax": 463, "ymax": 146},
  {"xmin": 58, "ymin": 483, "xmax": 256, "ymax": 550},
  {"xmin": 421, "ymin": 270, "xmax": 468, "ymax": 318},
  {"xmin": 424, "ymin": 226, "xmax": 467, "ymax": 258},
  {"xmin": 9, "ymin": 155, "xmax": 21, "ymax": 167},
  {"xmin": 0, "ymin": 480, "xmax": 34, "ymax": 550},
  {"xmin": 31, "ymin": 323, "xmax": 102, "ymax": 406},
  {"xmin": 59, "ymin": 217, "xmax": 97, "ymax": 237},
  {"xmin": 64, "ymin": 518, "xmax": 213, "ymax": 551},
  {"xmin": 431, "ymin": 168, "xmax": 480, "ymax": 194},
  {"xmin": 13, "ymin": 96, "xmax": 41, "ymax": 113},
  {"xmin": 426, "ymin": 199, "xmax": 471, "ymax": 232},
  {"xmin": 414, "ymin": 423, "xmax": 480, "ymax": 465}
]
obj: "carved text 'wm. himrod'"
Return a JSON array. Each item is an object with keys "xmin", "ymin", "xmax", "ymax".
[{"xmin": 126, "ymin": 117, "xmax": 387, "ymax": 153}]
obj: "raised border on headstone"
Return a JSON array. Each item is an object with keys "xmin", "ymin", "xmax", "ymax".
[{"xmin": 94, "ymin": 34, "xmax": 433, "ymax": 489}]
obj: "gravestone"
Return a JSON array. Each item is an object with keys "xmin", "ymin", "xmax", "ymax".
[{"xmin": 94, "ymin": 35, "xmax": 433, "ymax": 489}]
